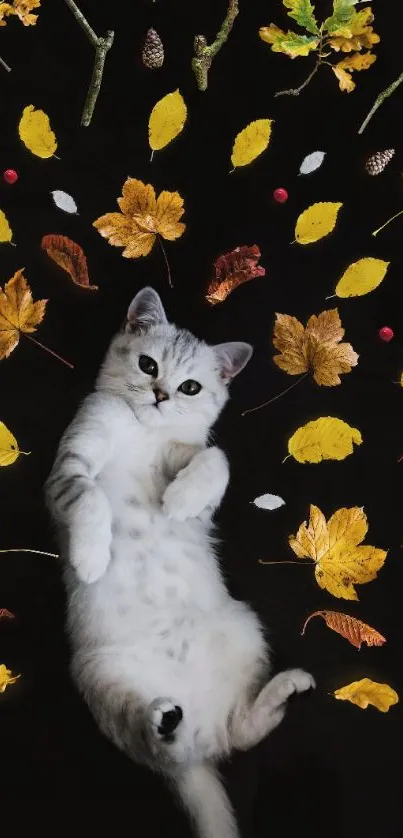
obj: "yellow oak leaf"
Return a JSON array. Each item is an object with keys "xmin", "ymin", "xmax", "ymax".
[
  {"xmin": 334, "ymin": 678, "xmax": 398, "ymax": 712},
  {"xmin": 93, "ymin": 178, "xmax": 185, "ymax": 258},
  {"xmin": 19, "ymin": 105, "xmax": 57, "ymax": 158},
  {"xmin": 335, "ymin": 257, "xmax": 389, "ymax": 298},
  {"xmin": 332, "ymin": 64, "xmax": 355, "ymax": 92},
  {"xmin": 295, "ymin": 202, "xmax": 343, "ymax": 244},
  {"xmin": 259, "ymin": 25, "xmax": 319, "ymax": 57},
  {"xmin": 287, "ymin": 417, "xmax": 362, "ymax": 464},
  {"xmin": 0, "ymin": 210, "xmax": 13, "ymax": 244},
  {"xmin": 0, "ymin": 421, "xmax": 26, "ymax": 466},
  {"xmin": 0, "ymin": 664, "xmax": 20, "ymax": 692},
  {"xmin": 0, "ymin": 269, "xmax": 47, "ymax": 360},
  {"xmin": 283, "ymin": 0, "xmax": 319, "ymax": 35},
  {"xmin": 12, "ymin": 0, "xmax": 40, "ymax": 25},
  {"xmin": 327, "ymin": 7, "xmax": 379, "ymax": 51},
  {"xmin": 289, "ymin": 505, "xmax": 387, "ymax": 600},
  {"xmin": 273, "ymin": 309, "xmax": 358, "ymax": 386},
  {"xmin": 332, "ymin": 51, "xmax": 376, "ymax": 92},
  {"xmin": 149, "ymin": 89, "xmax": 187, "ymax": 154},
  {"xmin": 231, "ymin": 119, "xmax": 273, "ymax": 168}
]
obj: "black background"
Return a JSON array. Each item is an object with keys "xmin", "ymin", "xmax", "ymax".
[{"xmin": 0, "ymin": 1, "xmax": 402, "ymax": 835}]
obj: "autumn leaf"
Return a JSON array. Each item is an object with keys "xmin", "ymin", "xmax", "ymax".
[
  {"xmin": 252, "ymin": 493, "xmax": 285, "ymax": 510},
  {"xmin": 51, "ymin": 190, "xmax": 78, "ymax": 214},
  {"xmin": 335, "ymin": 257, "xmax": 389, "ymax": 298},
  {"xmin": 0, "ymin": 664, "xmax": 20, "ymax": 693},
  {"xmin": 295, "ymin": 202, "xmax": 343, "ymax": 244},
  {"xmin": 41, "ymin": 235, "xmax": 97, "ymax": 291},
  {"xmin": 0, "ymin": 210, "xmax": 13, "ymax": 244},
  {"xmin": 332, "ymin": 64, "xmax": 356, "ymax": 92},
  {"xmin": 231, "ymin": 119, "xmax": 273, "ymax": 168},
  {"xmin": 19, "ymin": 105, "xmax": 57, "ymax": 158},
  {"xmin": 273, "ymin": 309, "xmax": 358, "ymax": 386},
  {"xmin": 0, "ymin": 3, "xmax": 13, "ymax": 26},
  {"xmin": 289, "ymin": 505, "xmax": 387, "ymax": 600},
  {"xmin": 259, "ymin": 25, "xmax": 319, "ymax": 58},
  {"xmin": 0, "ymin": 609, "xmax": 14, "ymax": 619},
  {"xmin": 93, "ymin": 178, "xmax": 185, "ymax": 259},
  {"xmin": 206, "ymin": 245, "xmax": 265, "ymax": 305},
  {"xmin": 12, "ymin": 0, "xmax": 40, "ymax": 25},
  {"xmin": 301, "ymin": 610, "xmax": 386, "ymax": 650},
  {"xmin": 0, "ymin": 269, "xmax": 47, "ymax": 360},
  {"xmin": 287, "ymin": 417, "xmax": 362, "ymax": 463},
  {"xmin": 323, "ymin": 0, "xmax": 358, "ymax": 36},
  {"xmin": 283, "ymin": 0, "xmax": 319, "ymax": 35},
  {"xmin": 0, "ymin": 420, "xmax": 28, "ymax": 465},
  {"xmin": 334, "ymin": 678, "xmax": 398, "ymax": 712},
  {"xmin": 148, "ymin": 89, "xmax": 187, "ymax": 155},
  {"xmin": 327, "ymin": 6, "xmax": 379, "ymax": 51},
  {"xmin": 299, "ymin": 150, "xmax": 326, "ymax": 175},
  {"xmin": 332, "ymin": 51, "xmax": 376, "ymax": 92}
]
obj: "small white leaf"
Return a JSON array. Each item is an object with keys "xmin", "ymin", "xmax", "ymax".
[
  {"xmin": 252, "ymin": 493, "xmax": 285, "ymax": 510},
  {"xmin": 51, "ymin": 190, "xmax": 78, "ymax": 214},
  {"xmin": 299, "ymin": 151, "xmax": 326, "ymax": 176}
]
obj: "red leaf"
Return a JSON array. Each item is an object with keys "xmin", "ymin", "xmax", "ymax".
[
  {"xmin": 41, "ymin": 235, "xmax": 98, "ymax": 291},
  {"xmin": 206, "ymin": 244, "xmax": 265, "ymax": 305}
]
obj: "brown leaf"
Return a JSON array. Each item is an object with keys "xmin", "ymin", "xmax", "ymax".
[
  {"xmin": 273, "ymin": 309, "xmax": 358, "ymax": 386},
  {"xmin": 301, "ymin": 610, "xmax": 386, "ymax": 649},
  {"xmin": 0, "ymin": 269, "xmax": 47, "ymax": 360},
  {"xmin": 0, "ymin": 608, "xmax": 14, "ymax": 619},
  {"xmin": 41, "ymin": 235, "xmax": 98, "ymax": 291},
  {"xmin": 206, "ymin": 245, "xmax": 265, "ymax": 305}
]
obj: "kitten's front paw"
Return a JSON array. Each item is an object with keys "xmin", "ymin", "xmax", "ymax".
[
  {"xmin": 69, "ymin": 530, "xmax": 112, "ymax": 584},
  {"xmin": 162, "ymin": 474, "xmax": 209, "ymax": 521}
]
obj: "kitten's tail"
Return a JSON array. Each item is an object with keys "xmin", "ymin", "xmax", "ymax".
[{"xmin": 173, "ymin": 762, "xmax": 240, "ymax": 838}]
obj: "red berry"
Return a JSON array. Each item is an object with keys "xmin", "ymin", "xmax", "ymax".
[
  {"xmin": 3, "ymin": 169, "xmax": 18, "ymax": 185},
  {"xmin": 273, "ymin": 187, "xmax": 288, "ymax": 203},
  {"xmin": 379, "ymin": 326, "xmax": 394, "ymax": 342}
]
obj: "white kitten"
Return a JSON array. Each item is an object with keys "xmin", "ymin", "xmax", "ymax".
[{"xmin": 45, "ymin": 287, "xmax": 314, "ymax": 838}]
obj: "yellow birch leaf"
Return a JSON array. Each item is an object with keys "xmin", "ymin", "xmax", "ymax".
[
  {"xmin": 0, "ymin": 664, "xmax": 20, "ymax": 693},
  {"xmin": 295, "ymin": 202, "xmax": 343, "ymax": 244},
  {"xmin": 334, "ymin": 678, "xmax": 398, "ymax": 712},
  {"xmin": 288, "ymin": 416, "xmax": 362, "ymax": 463},
  {"xmin": 0, "ymin": 421, "xmax": 24, "ymax": 466},
  {"xmin": 0, "ymin": 209, "xmax": 12, "ymax": 243},
  {"xmin": 18, "ymin": 104, "xmax": 57, "ymax": 158},
  {"xmin": 149, "ymin": 89, "xmax": 187, "ymax": 153},
  {"xmin": 231, "ymin": 119, "xmax": 273, "ymax": 168},
  {"xmin": 335, "ymin": 257, "xmax": 389, "ymax": 298}
]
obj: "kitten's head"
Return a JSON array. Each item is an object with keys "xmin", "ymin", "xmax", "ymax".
[{"xmin": 96, "ymin": 287, "xmax": 252, "ymax": 436}]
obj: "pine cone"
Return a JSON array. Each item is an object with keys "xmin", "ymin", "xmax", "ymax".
[
  {"xmin": 365, "ymin": 149, "xmax": 395, "ymax": 176},
  {"xmin": 142, "ymin": 28, "xmax": 164, "ymax": 70}
]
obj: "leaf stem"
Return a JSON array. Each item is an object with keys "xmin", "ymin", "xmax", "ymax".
[
  {"xmin": 242, "ymin": 373, "xmax": 308, "ymax": 417},
  {"xmin": 275, "ymin": 59, "xmax": 321, "ymax": 97},
  {"xmin": 0, "ymin": 54, "xmax": 11, "ymax": 72},
  {"xmin": 191, "ymin": 0, "xmax": 239, "ymax": 91},
  {"xmin": 258, "ymin": 559, "xmax": 310, "ymax": 566},
  {"xmin": 64, "ymin": 0, "xmax": 114, "ymax": 127},
  {"xmin": 0, "ymin": 549, "xmax": 58, "ymax": 558},
  {"xmin": 23, "ymin": 333, "xmax": 74, "ymax": 369},
  {"xmin": 158, "ymin": 237, "xmax": 173, "ymax": 288},
  {"xmin": 358, "ymin": 70, "xmax": 403, "ymax": 134},
  {"xmin": 372, "ymin": 208, "xmax": 403, "ymax": 237}
]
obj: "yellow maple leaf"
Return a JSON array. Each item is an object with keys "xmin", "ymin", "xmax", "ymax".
[
  {"xmin": 149, "ymin": 89, "xmax": 187, "ymax": 154},
  {"xmin": 273, "ymin": 309, "xmax": 358, "ymax": 386},
  {"xmin": 231, "ymin": 119, "xmax": 273, "ymax": 168},
  {"xmin": 0, "ymin": 269, "xmax": 47, "ymax": 360},
  {"xmin": 287, "ymin": 417, "xmax": 362, "ymax": 464},
  {"xmin": 335, "ymin": 257, "xmax": 389, "ymax": 298},
  {"xmin": 259, "ymin": 24, "xmax": 319, "ymax": 58},
  {"xmin": 12, "ymin": 0, "xmax": 40, "ymax": 25},
  {"xmin": 19, "ymin": 105, "xmax": 57, "ymax": 158},
  {"xmin": 289, "ymin": 505, "xmax": 387, "ymax": 600},
  {"xmin": 0, "ymin": 663, "xmax": 20, "ymax": 693},
  {"xmin": 295, "ymin": 202, "xmax": 343, "ymax": 244},
  {"xmin": 0, "ymin": 209, "xmax": 13, "ymax": 244},
  {"xmin": 93, "ymin": 178, "xmax": 185, "ymax": 258},
  {"xmin": 334, "ymin": 678, "xmax": 398, "ymax": 712},
  {"xmin": 0, "ymin": 420, "xmax": 27, "ymax": 466}
]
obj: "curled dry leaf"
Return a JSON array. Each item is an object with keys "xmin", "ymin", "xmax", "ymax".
[
  {"xmin": 231, "ymin": 119, "xmax": 273, "ymax": 168},
  {"xmin": 0, "ymin": 209, "xmax": 13, "ymax": 244},
  {"xmin": 334, "ymin": 678, "xmax": 398, "ymax": 713},
  {"xmin": 41, "ymin": 235, "xmax": 97, "ymax": 291},
  {"xmin": 19, "ymin": 105, "xmax": 57, "ymax": 158},
  {"xmin": 0, "ymin": 609, "xmax": 15, "ymax": 619},
  {"xmin": 149, "ymin": 89, "xmax": 187, "ymax": 154},
  {"xmin": 287, "ymin": 417, "xmax": 362, "ymax": 463},
  {"xmin": 252, "ymin": 493, "xmax": 285, "ymax": 510},
  {"xmin": 0, "ymin": 420, "xmax": 27, "ymax": 466},
  {"xmin": 295, "ymin": 202, "xmax": 343, "ymax": 244},
  {"xmin": 335, "ymin": 257, "xmax": 389, "ymax": 298},
  {"xmin": 301, "ymin": 610, "xmax": 386, "ymax": 650},
  {"xmin": 0, "ymin": 269, "xmax": 47, "ymax": 360},
  {"xmin": 0, "ymin": 663, "xmax": 20, "ymax": 693},
  {"xmin": 289, "ymin": 504, "xmax": 387, "ymax": 600},
  {"xmin": 273, "ymin": 309, "xmax": 358, "ymax": 386},
  {"xmin": 207, "ymin": 245, "xmax": 265, "ymax": 305}
]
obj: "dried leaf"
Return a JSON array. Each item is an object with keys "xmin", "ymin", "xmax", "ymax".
[
  {"xmin": 19, "ymin": 105, "xmax": 57, "ymax": 158},
  {"xmin": 0, "ymin": 269, "xmax": 47, "ymax": 360},
  {"xmin": 273, "ymin": 309, "xmax": 358, "ymax": 386},
  {"xmin": 335, "ymin": 257, "xmax": 389, "ymax": 297},
  {"xmin": 252, "ymin": 493, "xmax": 285, "ymax": 510},
  {"xmin": 0, "ymin": 664, "xmax": 20, "ymax": 692},
  {"xmin": 295, "ymin": 202, "xmax": 343, "ymax": 244},
  {"xmin": 0, "ymin": 609, "xmax": 15, "ymax": 619},
  {"xmin": 301, "ymin": 610, "xmax": 386, "ymax": 649},
  {"xmin": 93, "ymin": 178, "xmax": 185, "ymax": 259},
  {"xmin": 0, "ymin": 209, "xmax": 13, "ymax": 244},
  {"xmin": 51, "ymin": 190, "xmax": 78, "ymax": 214},
  {"xmin": 0, "ymin": 0, "xmax": 39, "ymax": 26},
  {"xmin": 206, "ymin": 245, "xmax": 265, "ymax": 305},
  {"xmin": 283, "ymin": 0, "xmax": 319, "ymax": 35},
  {"xmin": 334, "ymin": 678, "xmax": 398, "ymax": 712},
  {"xmin": 332, "ymin": 51, "xmax": 376, "ymax": 92},
  {"xmin": 299, "ymin": 150, "xmax": 326, "ymax": 175},
  {"xmin": 288, "ymin": 417, "xmax": 362, "ymax": 464},
  {"xmin": 231, "ymin": 119, "xmax": 273, "ymax": 168},
  {"xmin": 332, "ymin": 64, "xmax": 356, "ymax": 92},
  {"xmin": 41, "ymin": 235, "xmax": 97, "ymax": 291},
  {"xmin": 259, "ymin": 25, "xmax": 319, "ymax": 57},
  {"xmin": 149, "ymin": 89, "xmax": 187, "ymax": 153},
  {"xmin": 289, "ymin": 505, "xmax": 387, "ymax": 600},
  {"xmin": 0, "ymin": 421, "xmax": 25, "ymax": 466}
]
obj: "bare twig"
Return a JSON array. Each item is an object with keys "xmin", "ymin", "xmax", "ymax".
[
  {"xmin": 64, "ymin": 0, "xmax": 114, "ymax": 127},
  {"xmin": 192, "ymin": 0, "xmax": 239, "ymax": 91},
  {"xmin": 372, "ymin": 208, "xmax": 403, "ymax": 237},
  {"xmin": 275, "ymin": 60, "xmax": 321, "ymax": 97},
  {"xmin": 359, "ymin": 70, "xmax": 403, "ymax": 134},
  {"xmin": 0, "ymin": 54, "xmax": 11, "ymax": 72}
]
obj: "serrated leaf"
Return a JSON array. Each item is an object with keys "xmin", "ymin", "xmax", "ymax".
[
  {"xmin": 283, "ymin": 0, "xmax": 319, "ymax": 35},
  {"xmin": 295, "ymin": 201, "xmax": 343, "ymax": 244},
  {"xmin": 288, "ymin": 416, "xmax": 362, "ymax": 463},
  {"xmin": 335, "ymin": 257, "xmax": 389, "ymax": 297},
  {"xmin": 0, "ymin": 269, "xmax": 47, "ymax": 361},
  {"xmin": 301, "ymin": 610, "xmax": 386, "ymax": 650},
  {"xmin": 148, "ymin": 89, "xmax": 187, "ymax": 153},
  {"xmin": 334, "ymin": 678, "xmax": 398, "ymax": 712},
  {"xmin": 252, "ymin": 493, "xmax": 285, "ymax": 510},
  {"xmin": 0, "ymin": 209, "xmax": 13, "ymax": 244},
  {"xmin": 18, "ymin": 105, "xmax": 57, "ymax": 158},
  {"xmin": 259, "ymin": 24, "xmax": 319, "ymax": 57},
  {"xmin": 231, "ymin": 119, "xmax": 273, "ymax": 168},
  {"xmin": 299, "ymin": 150, "xmax": 326, "ymax": 175},
  {"xmin": 51, "ymin": 190, "xmax": 78, "ymax": 214},
  {"xmin": 41, "ymin": 234, "xmax": 98, "ymax": 291}
]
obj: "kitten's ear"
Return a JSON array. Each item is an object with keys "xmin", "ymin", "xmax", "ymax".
[
  {"xmin": 126, "ymin": 287, "xmax": 168, "ymax": 331},
  {"xmin": 214, "ymin": 342, "xmax": 253, "ymax": 382}
]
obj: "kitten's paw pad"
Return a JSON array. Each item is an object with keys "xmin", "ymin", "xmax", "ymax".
[
  {"xmin": 148, "ymin": 698, "xmax": 183, "ymax": 738},
  {"xmin": 282, "ymin": 669, "xmax": 316, "ymax": 698}
]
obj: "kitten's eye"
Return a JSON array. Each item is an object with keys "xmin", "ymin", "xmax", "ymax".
[
  {"xmin": 139, "ymin": 355, "xmax": 158, "ymax": 377},
  {"xmin": 178, "ymin": 380, "xmax": 202, "ymax": 396}
]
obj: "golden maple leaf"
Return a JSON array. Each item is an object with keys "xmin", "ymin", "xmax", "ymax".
[
  {"xmin": 273, "ymin": 309, "xmax": 358, "ymax": 386},
  {"xmin": 0, "ymin": 269, "xmax": 47, "ymax": 360},
  {"xmin": 289, "ymin": 505, "xmax": 387, "ymax": 600},
  {"xmin": 93, "ymin": 178, "xmax": 186, "ymax": 258}
]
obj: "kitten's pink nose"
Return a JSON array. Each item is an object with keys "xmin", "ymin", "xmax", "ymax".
[{"xmin": 154, "ymin": 388, "xmax": 169, "ymax": 403}]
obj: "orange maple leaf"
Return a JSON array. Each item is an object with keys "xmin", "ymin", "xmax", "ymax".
[{"xmin": 0, "ymin": 269, "xmax": 47, "ymax": 360}]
